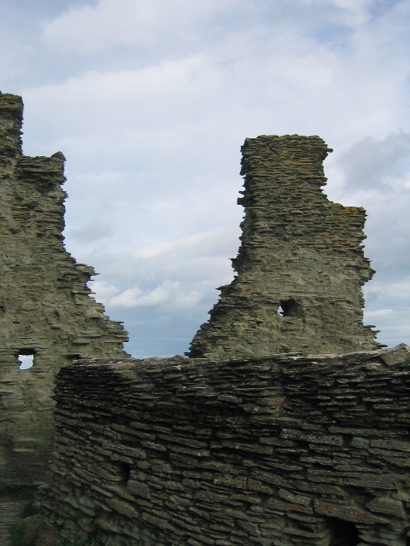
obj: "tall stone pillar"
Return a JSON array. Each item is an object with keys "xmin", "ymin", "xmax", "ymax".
[{"xmin": 188, "ymin": 135, "xmax": 381, "ymax": 359}]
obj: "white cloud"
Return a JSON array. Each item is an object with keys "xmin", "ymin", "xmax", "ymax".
[
  {"xmin": 365, "ymin": 308, "xmax": 393, "ymax": 319},
  {"xmin": 41, "ymin": 0, "xmax": 229, "ymax": 55},
  {"xmin": 22, "ymin": 0, "xmax": 406, "ymax": 165},
  {"xmin": 104, "ymin": 280, "xmax": 202, "ymax": 310},
  {"xmin": 324, "ymin": 0, "xmax": 373, "ymax": 21},
  {"xmin": 91, "ymin": 280, "xmax": 119, "ymax": 301}
]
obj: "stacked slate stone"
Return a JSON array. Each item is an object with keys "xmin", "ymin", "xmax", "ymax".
[
  {"xmin": 188, "ymin": 135, "xmax": 381, "ymax": 360},
  {"xmin": 0, "ymin": 93, "xmax": 129, "ymax": 486},
  {"xmin": 40, "ymin": 345, "xmax": 410, "ymax": 545}
]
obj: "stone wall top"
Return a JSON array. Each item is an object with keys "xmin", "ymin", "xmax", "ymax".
[{"xmin": 40, "ymin": 344, "xmax": 410, "ymax": 545}]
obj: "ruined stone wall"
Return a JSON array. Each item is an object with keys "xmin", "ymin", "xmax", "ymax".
[
  {"xmin": 40, "ymin": 345, "xmax": 410, "ymax": 545},
  {"xmin": 188, "ymin": 136, "xmax": 381, "ymax": 359},
  {"xmin": 0, "ymin": 93, "xmax": 129, "ymax": 486}
]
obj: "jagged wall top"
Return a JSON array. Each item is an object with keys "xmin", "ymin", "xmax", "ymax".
[{"xmin": 0, "ymin": 93, "xmax": 129, "ymax": 486}]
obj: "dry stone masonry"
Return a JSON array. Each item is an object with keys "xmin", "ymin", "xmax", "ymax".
[
  {"xmin": 0, "ymin": 93, "xmax": 128, "ymax": 487},
  {"xmin": 188, "ymin": 136, "xmax": 381, "ymax": 359},
  {"xmin": 1, "ymin": 93, "xmax": 408, "ymax": 545},
  {"xmin": 40, "ymin": 345, "xmax": 410, "ymax": 545}
]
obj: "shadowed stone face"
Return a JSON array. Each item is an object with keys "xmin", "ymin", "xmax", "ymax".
[
  {"xmin": 188, "ymin": 135, "xmax": 381, "ymax": 359},
  {"xmin": 39, "ymin": 346, "xmax": 410, "ymax": 545}
]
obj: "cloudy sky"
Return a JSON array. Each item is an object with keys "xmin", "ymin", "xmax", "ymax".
[{"xmin": 2, "ymin": 0, "xmax": 409, "ymax": 356}]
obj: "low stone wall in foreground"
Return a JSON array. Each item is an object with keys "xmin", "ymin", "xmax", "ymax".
[{"xmin": 40, "ymin": 345, "xmax": 410, "ymax": 545}]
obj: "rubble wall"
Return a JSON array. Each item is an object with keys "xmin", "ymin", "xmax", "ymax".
[
  {"xmin": 40, "ymin": 345, "xmax": 410, "ymax": 545},
  {"xmin": 0, "ymin": 93, "xmax": 128, "ymax": 486},
  {"xmin": 188, "ymin": 135, "xmax": 381, "ymax": 359}
]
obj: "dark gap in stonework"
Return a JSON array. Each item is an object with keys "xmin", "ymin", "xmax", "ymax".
[
  {"xmin": 328, "ymin": 517, "xmax": 360, "ymax": 545},
  {"xmin": 117, "ymin": 462, "xmax": 131, "ymax": 486},
  {"xmin": 277, "ymin": 298, "xmax": 301, "ymax": 317}
]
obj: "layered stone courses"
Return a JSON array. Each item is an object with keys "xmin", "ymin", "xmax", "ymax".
[
  {"xmin": 188, "ymin": 135, "xmax": 380, "ymax": 359},
  {"xmin": 40, "ymin": 345, "xmax": 410, "ymax": 545},
  {"xmin": 0, "ymin": 93, "xmax": 128, "ymax": 486},
  {"xmin": 1, "ymin": 93, "xmax": 406, "ymax": 544}
]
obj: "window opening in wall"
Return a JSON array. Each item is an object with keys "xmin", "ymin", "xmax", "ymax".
[
  {"xmin": 17, "ymin": 350, "xmax": 35, "ymax": 370},
  {"xmin": 327, "ymin": 517, "xmax": 360, "ymax": 546},
  {"xmin": 277, "ymin": 298, "xmax": 301, "ymax": 318}
]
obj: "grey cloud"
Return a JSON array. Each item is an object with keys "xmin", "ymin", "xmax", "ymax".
[
  {"xmin": 69, "ymin": 220, "xmax": 113, "ymax": 243},
  {"xmin": 338, "ymin": 133, "xmax": 410, "ymax": 191}
]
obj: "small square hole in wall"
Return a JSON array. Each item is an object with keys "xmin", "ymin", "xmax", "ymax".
[
  {"xmin": 17, "ymin": 350, "xmax": 35, "ymax": 370},
  {"xmin": 117, "ymin": 462, "xmax": 131, "ymax": 486},
  {"xmin": 277, "ymin": 298, "xmax": 302, "ymax": 318},
  {"xmin": 328, "ymin": 517, "xmax": 360, "ymax": 545}
]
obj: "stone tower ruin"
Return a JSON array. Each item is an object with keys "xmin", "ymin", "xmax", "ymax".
[
  {"xmin": 0, "ymin": 93, "xmax": 129, "ymax": 486},
  {"xmin": 188, "ymin": 135, "xmax": 381, "ymax": 359},
  {"xmin": 4, "ymin": 94, "xmax": 408, "ymax": 546}
]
